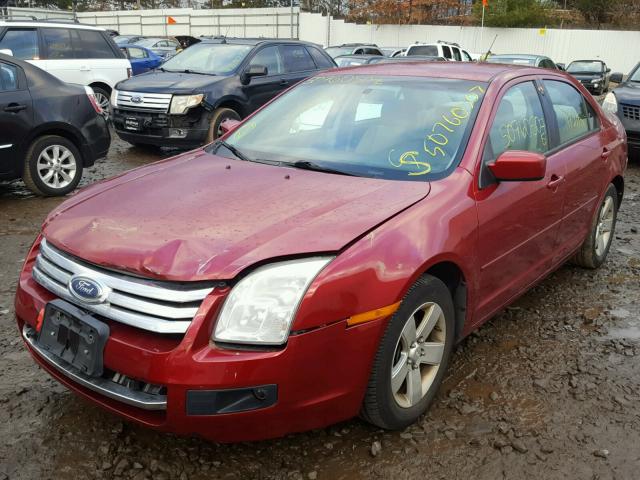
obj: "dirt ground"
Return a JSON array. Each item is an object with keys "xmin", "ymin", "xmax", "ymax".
[{"xmin": 1, "ymin": 136, "xmax": 639, "ymax": 480}]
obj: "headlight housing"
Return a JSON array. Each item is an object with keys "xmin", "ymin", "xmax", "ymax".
[
  {"xmin": 110, "ymin": 89, "xmax": 118, "ymax": 108},
  {"xmin": 602, "ymin": 92, "xmax": 618, "ymax": 113},
  {"xmin": 169, "ymin": 94, "xmax": 204, "ymax": 115},
  {"xmin": 213, "ymin": 257, "xmax": 333, "ymax": 345}
]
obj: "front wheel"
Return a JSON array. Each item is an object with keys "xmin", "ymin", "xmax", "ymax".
[
  {"xmin": 205, "ymin": 107, "xmax": 241, "ymax": 144},
  {"xmin": 22, "ymin": 135, "xmax": 84, "ymax": 196},
  {"xmin": 572, "ymin": 183, "xmax": 618, "ymax": 269},
  {"xmin": 361, "ymin": 275, "xmax": 455, "ymax": 430}
]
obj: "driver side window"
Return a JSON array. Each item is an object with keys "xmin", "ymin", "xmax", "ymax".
[
  {"xmin": 481, "ymin": 81, "xmax": 549, "ymax": 187},
  {"xmin": 249, "ymin": 46, "xmax": 282, "ymax": 76}
]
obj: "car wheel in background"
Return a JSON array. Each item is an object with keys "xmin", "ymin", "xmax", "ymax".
[
  {"xmin": 572, "ymin": 183, "xmax": 618, "ymax": 269},
  {"xmin": 22, "ymin": 135, "xmax": 83, "ymax": 197},
  {"xmin": 206, "ymin": 107, "xmax": 241, "ymax": 143},
  {"xmin": 361, "ymin": 275, "xmax": 455, "ymax": 430},
  {"xmin": 92, "ymin": 86, "xmax": 111, "ymax": 117}
]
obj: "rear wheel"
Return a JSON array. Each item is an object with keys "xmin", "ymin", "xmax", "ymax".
[
  {"xmin": 205, "ymin": 107, "xmax": 241, "ymax": 144},
  {"xmin": 572, "ymin": 183, "xmax": 618, "ymax": 269},
  {"xmin": 22, "ymin": 135, "xmax": 83, "ymax": 196},
  {"xmin": 92, "ymin": 86, "xmax": 111, "ymax": 117},
  {"xmin": 361, "ymin": 275, "xmax": 455, "ymax": 430}
]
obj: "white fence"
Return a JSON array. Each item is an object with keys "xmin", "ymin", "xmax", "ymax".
[
  {"xmin": 3, "ymin": 6, "xmax": 75, "ymax": 21},
  {"xmin": 77, "ymin": 7, "xmax": 299, "ymax": 39},
  {"xmin": 300, "ymin": 13, "xmax": 640, "ymax": 73},
  {"xmin": 7, "ymin": 6, "xmax": 638, "ymax": 73}
]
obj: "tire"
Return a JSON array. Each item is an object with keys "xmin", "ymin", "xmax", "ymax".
[
  {"xmin": 361, "ymin": 275, "xmax": 455, "ymax": 430},
  {"xmin": 92, "ymin": 86, "xmax": 111, "ymax": 117},
  {"xmin": 572, "ymin": 183, "xmax": 618, "ymax": 269},
  {"xmin": 22, "ymin": 135, "xmax": 84, "ymax": 197},
  {"xmin": 205, "ymin": 107, "xmax": 241, "ymax": 144}
]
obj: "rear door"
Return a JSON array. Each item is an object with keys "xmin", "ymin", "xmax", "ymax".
[
  {"xmin": 40, "ymin": 27, "xmax": 91, "ymax": 85},
  {"xmin": 0, "ymin": 60, "xmax": 32, "ymax": 174},
  {"xmin": 75, "ymin": 29, "xmax": 123, "ymax": 85},
  {"xmin": 540, "ymin": 78, "xmax": 610, "ymax": 259},
  {"xmin": 473, "ymin": 78, "xmax": 566, "ymax": 323}
]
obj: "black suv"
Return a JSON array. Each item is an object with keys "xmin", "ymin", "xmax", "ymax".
[
  {"xmin": 110, "ymin": 38, "xmax": 335, "ymax": 149},
  {"xmin": 0, "ymin": 52, "xmax": 110, "ymax": 196}
]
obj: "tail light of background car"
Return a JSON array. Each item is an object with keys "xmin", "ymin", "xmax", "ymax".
[
  {"xmin": 84, "ymin": 86, "xmax": 103, "ymax": 115},
  {"xmin": 127, "ymin": 68, "xmax": 133, "ymax": 78}
]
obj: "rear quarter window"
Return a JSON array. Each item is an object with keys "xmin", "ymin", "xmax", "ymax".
[
  {"xmin": 306, "ymin": 47, "xmax": 334, "ymax": 69},
  {"xmin": 280, "ymin": 44, "xmax": 316, "ymax": 73},
  {"xmin": 74, "ymin": 30, "xmax": 116, "ymax": 59},
  {"xmin": 407, "ymin": 45, "xmax": 438, "ymax": 56}
]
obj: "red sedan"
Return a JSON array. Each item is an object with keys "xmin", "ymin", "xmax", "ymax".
[{"xmin": 15, "ymin": 62, "xmax": 626, "ymax": 442}]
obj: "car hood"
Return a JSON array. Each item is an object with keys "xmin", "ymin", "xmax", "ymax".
[
  {"xmin": 614, "ymin": 82, "xmax": 640, "ymax": 105},
  {"xmin": 42, "ymin": 151, "xmax": 430, "ymax": 281},
  {"xmin": 116, "ymin": 71, "xmax": 226, "ymax": 94}
]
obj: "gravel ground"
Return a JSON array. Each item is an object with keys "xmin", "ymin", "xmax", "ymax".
[{"xmin": 0, "ymin": 136, "xmax": 639, "ymax": 480}]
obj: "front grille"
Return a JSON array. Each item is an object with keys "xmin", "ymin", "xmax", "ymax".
[
  {"xmin": 622, "ymin": 104, "xmax": 640, "ymax": 121},
  {"xmin": 31, "ymin": 239, "xmax": 215, "ymax": 334},
  {"xmin": 116, "ymin": 90, "xmax": 172, "ymax": 113}
]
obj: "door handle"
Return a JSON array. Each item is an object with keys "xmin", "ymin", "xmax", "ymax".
[
  {"xmin": 280, "ymin": 79, "xmax": 289, "ymax": 86},
  {"xmin": 4, "ymin": 103, "xmax": 26, "ymax": 113},
  {"xmin": 80, "ymin": 66, "xmax": 91, "ymax": 72},
  {"xmin": 547, "ymin": 175, "xmax": 565, "ymax": 190}
]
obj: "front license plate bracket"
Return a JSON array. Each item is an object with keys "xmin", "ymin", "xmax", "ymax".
[{"xmin": 36, "ymin": 299, "xmax": 109, "ymax": 377}]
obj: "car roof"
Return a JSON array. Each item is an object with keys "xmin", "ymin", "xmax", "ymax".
[
  {"xmin": 335, "ymin": 54, "xmax": 383, "ymax": 59},
  {"xmin": 570, "ymin": 59, "xmax": 605, "ymax": 63},
  {"xmin": 490, "ymin": 54, "xmax": 546, "ymax": 60},
  {"xmin": 320, "ymin": 61, "xmax": 555, "ymax": 83},
  {"xmin": 0, "ymin": 20, "xmax": 105, "ymax": 31},
  {"xmin": 199, "ymin": 38, "xmax": 319, "ymax": 47}
]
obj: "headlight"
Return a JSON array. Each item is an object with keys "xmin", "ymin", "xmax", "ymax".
[
  {"xmin": 110, "ymin": 89, "xmax": 118, "ymax": 108},
  {"xmin": 169, "ymin": 94, "xmax": 204, "ymax": 115},
  {"xmin": 591, "ymin": 78, "xmax": 600, "ymax": 84},
  {"xmin": 213, "ymin": 257, "xmax": 333, "ymax": 345},
  {"xmin": 602, "ymin": 92, "xmax": 618, "ymax": 113}
]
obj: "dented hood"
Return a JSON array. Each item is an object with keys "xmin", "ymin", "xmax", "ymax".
[{"xmin": 42, "ymin": 151, "xmax": 430, "ymax": 281}]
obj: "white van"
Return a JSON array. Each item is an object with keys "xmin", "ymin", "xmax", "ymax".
[
  {"xmin": 405, "ymin": 41, "xmax": 473, "ymax": 62},
  {"xmin": 0, "ymin": 21, "xmax": 131, "ymax": 111}
]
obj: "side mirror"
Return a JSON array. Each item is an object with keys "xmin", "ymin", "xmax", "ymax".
[
  {"xmin": 610, "ymin": 72, "xmax": 623, "ymax": 83},
  {"xmin": 556, "ymin": 62, "xmax": 565, "ymax": 71},
  {"xmin": 0, "ymin": 49, "xmax": 14, "ymax": 56},
  {"xmin": 488, "ymin": 151, "xmax": 546, "ymax": 182},
  {"xmin": 241, "ymin": 64, "xmax": 267, "ymax": 85},
  {"xmin": 606, "ymin": 67, "xmax": 611, "ymax": 73},
  {"xmin": 219, "ymin": 118, "xmax": 241, "ymax": 136}
]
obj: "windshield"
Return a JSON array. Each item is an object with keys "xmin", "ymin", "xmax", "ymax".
[
  {"xmin": 407, "ymin": 45, "xmax": 438, "ymax": 56},
  {"xmin": 325, "ymin": 47, "xmax": 353, "ymax": 58},
  {"xmin": 162, "ymin": 43, "xmax": 252, "ymax": 75},
  {"xmin": 567, "ymin": 61, "xmax": 603, "ymax": 73},
  {"xmin": 335, "ymin": 57, "xmax": 367, "ymax": 67},
  {"xmin": 219, "ymin": 75, "xmax": 487, "ymax": 181},
  {"xmin": 628, "ymin": 65, "xmax": 640, "ymax": 82},
  {"xmin": 487, "ymin": 56, "xmax": 535, "ymax": 66}
]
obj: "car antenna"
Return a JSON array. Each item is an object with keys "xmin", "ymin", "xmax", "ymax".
[{"xmin": 480, "ymin": 35, "xmax": 498, "ymax": 62}]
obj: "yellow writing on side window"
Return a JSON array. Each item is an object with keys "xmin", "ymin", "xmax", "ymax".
[
  {"xmin": 500, "ymin": 115, "xmax": 548, "ymax": 150},
  {"xmin": 389, "ymin": 85, "xmax": 486, "ymax": 176}
]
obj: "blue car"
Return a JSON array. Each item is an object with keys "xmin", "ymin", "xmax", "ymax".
[{"xmin": 119, "ymin": 45, "xmax": 163, "ymax": 76}]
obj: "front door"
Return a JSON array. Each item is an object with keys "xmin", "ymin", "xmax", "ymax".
[
  {"xmin": 474, "ymin": 79, "xmax": 566, "ymax": 323},
  {"xmin": 0, "ymin": 60, "xmax": 32, "ymax": 175},
  {"xmin": 242, "ymin": 45, "xmax": 288, "ymax": 112}
]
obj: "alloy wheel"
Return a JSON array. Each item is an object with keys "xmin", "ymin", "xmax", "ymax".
[
  {"xmin": 595, "ymin": 196, "xmax": 614, "ymax": 257},
  {"xmin": 36, "ymin": 145, "xmax": 77, "ymax": 190},
  {"xmin": 94, "ymin": 91, "xmax": 111, "ymax": 115},
  {"xmin": 391, "ymin": 302, "xmax": 446, "ymax": 408}
]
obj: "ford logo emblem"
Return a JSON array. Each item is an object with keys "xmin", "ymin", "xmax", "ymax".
[
  {"xmin": 131, "ymin": 96, "xmax": 143, "ymax": 104},
  {"xmin": 68, "ymin": 276, "xmax": 108, "ymax": 304}
]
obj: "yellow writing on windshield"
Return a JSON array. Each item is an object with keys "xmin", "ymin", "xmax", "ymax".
[{"xmin": 388, "ymin": 150, "xmax": 432, "ymax": 176}]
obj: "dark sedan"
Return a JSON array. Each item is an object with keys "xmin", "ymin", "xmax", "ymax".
[
  {"xmin": 566, "ymin": 60, "xmax": 611, "ymax": 95},
  {"xmin": 0, "ymin": 52, "xmax": 110, "ymax": 196},
  {"xmin": 604, "ymin": 65, "xmax": 640, "ymax": 155}
]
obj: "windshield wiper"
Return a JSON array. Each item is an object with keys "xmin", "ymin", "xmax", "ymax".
[
  {"xmin": 288, "ymin": 161, "xmax": 356, "ymax": 176},
  {"xmin": 216, "ymin": 140, "xmax": 250, "ymax": 162}
]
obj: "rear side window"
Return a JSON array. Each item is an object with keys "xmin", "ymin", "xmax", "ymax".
[
  {"xmin": 42, "ymin": 28, "xmax": 74, "ymax": 59},
  {"xmin": 250, "ymin": 46, "xmax": 283, "ymax": 75},
  {"xmin": 74, "ymin": 30, "xmax": 116, "ymax": 59},
  {"xmin": 128, "ymin": 47, "xmax": 147, "ymax": 59},
  {"xmin": 485, "ymin": 81, "xmax": 549, "ymax": 163},
  {"xmin": 280, "ymin": 45, "xmax": 316, "ymax": 73},
  {"xmin": 306, "ymin": 47, "xmax": 333, "ymax": 69},
  {"xmin": 364, "ymin": 48, "xmax": 381, "ymax": 55},
  {"xmin": 0, "ymin": 29, "xmax": 39, "ymax": 60},
  {"xmin": 407, "ymin": 45, "xmax": 438, "ymax": 56},
  {"xmin": 452, "ymin": 47, "xmax": 462, "ymax": 61},
  {"xmin": 543, "ymin": 80, "xmax": 599, "ymax": 145},
  {"xmin": 0, "ymin": 62, "xmax": 19, "ymax": 91},
  {"xmin": 441, "ymin": 46, "xmax": 452, "ymax": 60}
]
